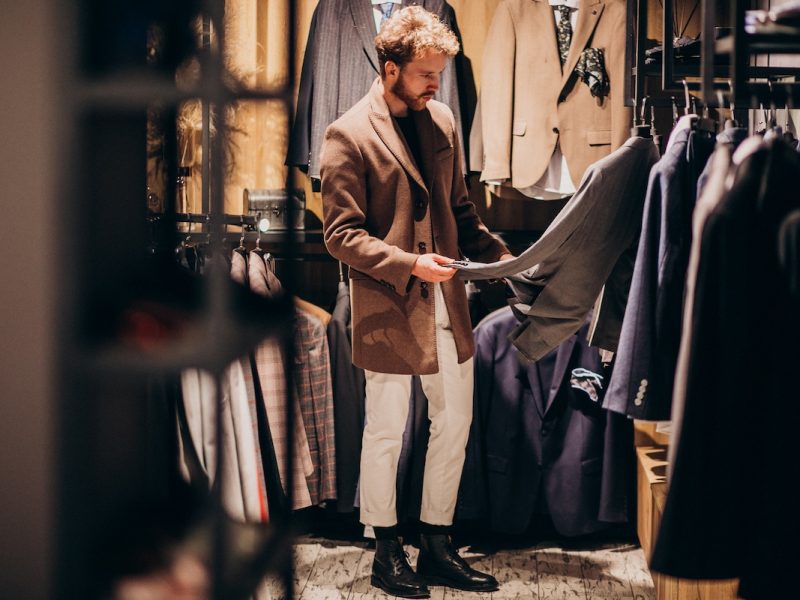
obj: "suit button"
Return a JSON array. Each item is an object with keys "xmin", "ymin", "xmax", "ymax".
[
  {"xmin": 552, "ymin": 127, "xmax": 559, "ymax": 134},
  {"xmin": 416, "ymin": 200, "xmax": 424, "ymax": 208},
  {"xmin": 420, "ymin": 281, "xmax": 428, "ymax": 289},
  {"xmin": 418, "ymin": 242, "xmax": 426, "ymax": 252}
]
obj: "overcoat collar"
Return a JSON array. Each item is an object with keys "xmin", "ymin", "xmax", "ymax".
[{"xmin": 367, "ymin": 78, "xmax": 435, "ymax": 195}]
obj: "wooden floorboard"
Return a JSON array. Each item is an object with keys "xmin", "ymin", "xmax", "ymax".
[{"xmin": 288, "ymin": 537, "xmax": 654, "ymax": 600}]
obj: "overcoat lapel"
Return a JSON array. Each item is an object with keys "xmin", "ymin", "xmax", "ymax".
[
  {"xmin": 368, "ymin": 80, "xmax": 429, "ymax": 193},
  {"xmin": 559, "ymin": 0, "xmax": 605, "ymax": 92}
]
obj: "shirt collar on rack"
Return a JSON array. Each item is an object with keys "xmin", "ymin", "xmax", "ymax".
[{"xmin": 549, "ymin": 0, "xmax": 579, "ymax": 9}]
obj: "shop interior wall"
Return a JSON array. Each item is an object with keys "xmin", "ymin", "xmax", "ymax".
[{"xmin": 216, "ymin": 0, "xmax": 710, "ymax": 227}]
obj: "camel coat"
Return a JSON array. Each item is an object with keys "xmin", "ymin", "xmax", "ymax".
[
  {"xmin": 321, "ymin": 79, "xmax": 508, "ymax": 375},
  {"xmin": 471, "ymin": 0, "xmax": 632, "ymax": 189}
]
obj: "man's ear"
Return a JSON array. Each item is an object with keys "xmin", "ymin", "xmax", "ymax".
[{"xmin": 384, "ymin": 60, "xmax": 399, "ymax": 79}]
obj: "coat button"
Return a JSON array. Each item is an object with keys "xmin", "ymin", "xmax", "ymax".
[
  {"xmin": 420, "ymin": 281, "xmax": 428, "ymax": 289},
  {"xmin": 418, "ymin": 242, "xmax": 426, "ymax": 252},
  {"xmin": 416, "ymin": 200, "xmax": 424, "ymax": 208},
  {"xmin": 552, "ymin": 126, "xmax": 559, "ymax": 134}
]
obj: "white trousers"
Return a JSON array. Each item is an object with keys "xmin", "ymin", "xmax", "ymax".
[{"xmin": 360, "ymin": 283, "xmax": 474, "ymax": 526}]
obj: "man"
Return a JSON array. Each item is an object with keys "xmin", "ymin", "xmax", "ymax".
[{"xmin": 320, "ymin": 6, "xmax": 512, "ymax": 598}]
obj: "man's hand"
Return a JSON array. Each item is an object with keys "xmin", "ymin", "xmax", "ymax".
[{"xmin": 412, "ymin": 253, "xmax": 457, "ymax": 282}]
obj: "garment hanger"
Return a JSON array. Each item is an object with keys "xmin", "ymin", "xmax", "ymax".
[
  {"xmin": 723, "ymin": 81, "xmax": 739, "ymax": 130},
  {"xmin": 252, "ymin": 211, "xmax": 266, "ymax": 258},
  {"xmin": 684, "ymin": 80, "xmax": 715, "ymax": 136},
  {"xmin": 783, "ymin": 92, "xmax": 797, "ymax": 145},
  {"xmin": 338, "ymin": 260, "xmax": 345, "ymax": 283},
  {"xmin": 631, "ymin": 96, "xmax": 653, "ymax": 139},
  {"xmin": 234, "ymin": 216, "xmax": 248, "ymax": 258},
  {"xmin": 696, "ymin": 103, "xmax": 717, "ymax": 136},
  {"xmin": 671, "ymin": 96, "xmax": 680, "ymax": 127}
]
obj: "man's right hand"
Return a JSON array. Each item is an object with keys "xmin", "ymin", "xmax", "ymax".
[{"xmin": 411, "ymin": 253, "xmax": 457, "ymax": 283}]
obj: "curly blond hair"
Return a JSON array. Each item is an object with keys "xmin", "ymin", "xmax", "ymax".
[{"xmin": 374, "ymin": 6, "xmax": 459, "ymax": 76}]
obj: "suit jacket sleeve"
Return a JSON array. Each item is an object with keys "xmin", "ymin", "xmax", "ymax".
[
  {"xmin": 321, "ymin": 124, "xmax": 419, "ymax": 293},
  {"xmin": 286, "ymin": 6, "xmax": 318, "ymax": 169},
  {"xmin": 478, "ymin": 0, "xmax": 515, "ymax": 181}
]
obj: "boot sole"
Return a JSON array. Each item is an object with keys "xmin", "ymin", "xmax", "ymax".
[
  {"xmin": 420, "ymin": 574, "xmax": 499, "ymax": 593},
  {"xmin": 370, "ymin": 575, "xmax": 431, "ymax": 599}
]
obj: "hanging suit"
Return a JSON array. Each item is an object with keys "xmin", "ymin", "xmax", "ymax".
[
  {"xmin": 470, "ymin": 0, "xmax": 631, "ymax": 188},
  {"xmin": 287, "ymin": 0, "xmax": 469, "ymax": 180},
  {"xmin": 603, "ymin": 119, "xmax": 715, "ymax": 421},
  {"xmin": 458, "ymin": 307, "xmax": 632, "ymax": 536},
  {"xmin": 651, "ymin": 138, "xmax": 800, "ymax": 599}
]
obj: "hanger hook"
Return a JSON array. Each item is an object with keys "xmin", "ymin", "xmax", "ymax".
[
  {"xmin": 239, "ymin": 216, "xmax": 246, "ymax": 248},
  {"xmin": 683, "ymin": 79, "xmax": 691, "ymax": 116},
  {"xmin": 255, "ymin": 211, "xmax": 263, "ymax": 251}
]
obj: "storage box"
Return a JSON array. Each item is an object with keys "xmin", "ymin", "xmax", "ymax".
[{"xmin": 244, "ymin": 188, "xmax": 305, "ymax": 230}]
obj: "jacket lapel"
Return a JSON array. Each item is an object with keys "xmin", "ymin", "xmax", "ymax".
[
  {"xmin": 368, "ymin": 80, "xmax": 429, "ymax": 193},
  {"xmin": 533, "ymin": 0, "xmax": 563, "ymax": 81},
  {"xmin": 349, "ymin": 0, "xmax": 380, "ymax": 73},
  {"xmin": 559, "ymin": 0, "xmax": 605, "ymax": 93},
  {"xmin": 523, "ymin": 360, "xmax": 546, "ymax": 419},
  {"xmin": 543, "ymin": 333, "xmax": 578, "ymax": 415}
]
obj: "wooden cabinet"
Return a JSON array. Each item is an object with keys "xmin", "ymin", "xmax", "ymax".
[{"xmin": 636, "ymin": 445, "xmax": 741, "ymax": 600}]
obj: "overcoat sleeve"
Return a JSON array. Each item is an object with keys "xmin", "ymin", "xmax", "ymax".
[{"xmin": 321, "ymin": 124, "xmax": 419, "ymax": 293}]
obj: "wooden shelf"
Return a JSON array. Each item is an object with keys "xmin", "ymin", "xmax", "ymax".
[{"xmin": 717, "ymin": 34, "xmax": 800, "ymax": 55}]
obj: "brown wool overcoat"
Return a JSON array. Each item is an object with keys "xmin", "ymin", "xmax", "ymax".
[{"xmin": 321, "ymin": 79, "xmax": 508, "ymax": 375}]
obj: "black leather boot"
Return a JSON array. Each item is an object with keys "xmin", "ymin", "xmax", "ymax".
[
  {"xmin": 417, "ymin": 534, "xmax": 499, "ymax": 592},
  {"xmin": 371, "ymin": 538, "xmax": 430, "ymax": 599}
]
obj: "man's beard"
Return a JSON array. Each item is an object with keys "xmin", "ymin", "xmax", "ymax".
[{"xmin": 392, "ymin": 73, "xmax": 429, "ymax": 111}]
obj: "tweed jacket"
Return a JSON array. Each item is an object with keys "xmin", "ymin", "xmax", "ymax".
[
  {"xmin": 321, "ymin": 78, "xmax": 508, "ymax": 374},
  {"xmin": 286, "ymin": 0, "xmax": 468, "ymax": 179},
  {"xmin": 471, "ymin": 0, "xmax": 632, "ymax": 189}
]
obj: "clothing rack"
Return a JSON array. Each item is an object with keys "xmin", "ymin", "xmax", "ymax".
[
  {"xmin": 627, "ymin": 0, "xmax": 800, "ymax": 110},
  {"xmin": 702, "ymin": 0, "xmax": 800, "ymax": 108}
]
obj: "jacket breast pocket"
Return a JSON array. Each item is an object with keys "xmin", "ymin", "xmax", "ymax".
[
  {"xmin": 587, "ymin": 130, "xmax": 611, "ymax": 146},
  {"xmin": 512, "ymin": 120, "xmax": 527, "ymax": 136}
]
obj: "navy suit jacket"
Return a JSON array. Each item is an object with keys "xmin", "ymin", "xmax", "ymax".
[
  {"xmin": 458, "ymin": 307, "xmax": 632, "ymax": 536},
  {"xmin": 604, "ymin": 125, "xmax": 714, "ymax": 420}
]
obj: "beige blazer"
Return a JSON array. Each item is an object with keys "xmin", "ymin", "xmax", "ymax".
[
  {"xmin": 471, "ymin": 0, "xmax": 632, "ymax": 189},
  {"xmin": 321, "ymin": 79, "xmax": 508, "ymax": 375}
]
